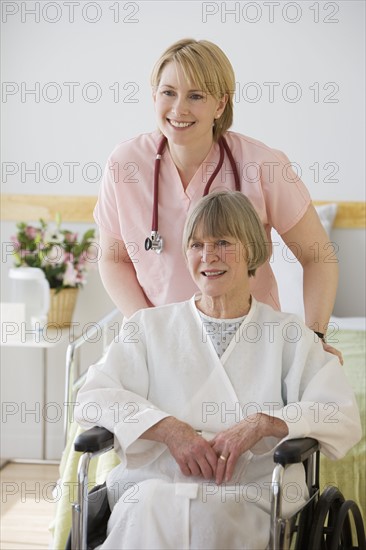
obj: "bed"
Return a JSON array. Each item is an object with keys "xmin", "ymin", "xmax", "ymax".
[{"xmin": 319, "ymin": 317, "xmax": 365, "ymax": 519}]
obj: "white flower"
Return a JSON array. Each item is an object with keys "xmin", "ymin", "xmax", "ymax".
[
  {"xmin": 43, "ymin": 244, "xmax": 65, "ymax": 266},
  {"xmin": 44, "ymin": 229, "xmax": 64, "ymax": 244}
]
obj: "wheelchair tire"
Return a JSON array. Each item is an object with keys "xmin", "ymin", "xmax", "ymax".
[
  {"xmin": 308, "ymin": 486, "xmax": 347, "ymax": 549},
  {"xmin": 329, "ymin": 500, "xmax": 366, "ymax": 550}
]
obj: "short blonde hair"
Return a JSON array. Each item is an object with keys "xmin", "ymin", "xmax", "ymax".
[
  {"xmin": 182, "ymin": 191, "xmax": 269, "ymax": 277},
  {"xmin": 151, "ymin": 38, "xmax": 235, "ymax": 141}
]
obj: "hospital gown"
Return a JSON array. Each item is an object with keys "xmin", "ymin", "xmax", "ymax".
[{"xmin": 75, "ymin": 296, "xmax": 361, "ymax": 549}]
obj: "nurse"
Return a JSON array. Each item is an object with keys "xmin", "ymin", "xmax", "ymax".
[
  {"xmin": 76, "ymin": 191, "xmax": 360, "ymax": 549},
  {"xmin": 94, "ymin": 37, "xmax": 340, "ymax": 358}
]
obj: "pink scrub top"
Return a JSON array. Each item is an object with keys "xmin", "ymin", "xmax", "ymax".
[{"xmin": 94, "ymin": 130, "xmax": 311, "ymax": 309}]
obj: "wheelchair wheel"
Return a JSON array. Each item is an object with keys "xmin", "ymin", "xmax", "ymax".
[
  {"xmin": 308, "ymin": 486, "xmax": 348, "ymax": 549},
  {"xmin": 330, "ymin": 500, "xmax": 366, "ymax": 550},
  {"xmin": 308, "ymin": 485, "xmax": 366, "ymax": 550}
]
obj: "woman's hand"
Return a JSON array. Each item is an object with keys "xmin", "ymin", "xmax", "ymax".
[
  {"xmin": 141, "ymin": 417, "xmax": 218, "ymax": 479},
  {"xmin": 210, "ymin": 414, "xmax": 288, "ymax": 485},
  {"xmin": 164, "ymin": 421, "xmax": 218, "ymax": 479},
  {"xmin": 322, "ymin": 341, "xmax": 344, "ymax": 365},
  {"xmin": 209, "ymin": 414, "xmax": 263, "ymax": 485}
]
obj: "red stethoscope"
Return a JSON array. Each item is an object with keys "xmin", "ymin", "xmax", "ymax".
[{"xmin": 145, "ymin": 135, "xmax": 241, "ymax": 253}]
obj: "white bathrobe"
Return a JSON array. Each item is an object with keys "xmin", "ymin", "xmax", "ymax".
[{"xmin": 75, "ymin": 296, "xmax": 361, "ymax": 550}]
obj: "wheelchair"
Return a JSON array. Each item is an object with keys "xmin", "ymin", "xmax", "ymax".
[{"xmin": 67, "ymin": 426, "xmax": 366, "ymax": 550}]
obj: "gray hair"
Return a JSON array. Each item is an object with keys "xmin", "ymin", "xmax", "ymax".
[{"xmin": 182, "ymin": 191, "xmax": 269, "ymax": 277}]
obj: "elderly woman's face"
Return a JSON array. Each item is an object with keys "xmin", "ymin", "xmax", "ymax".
[{"xmin": 186, "ymin": 228, "xmax": 249, "ymax": 299}]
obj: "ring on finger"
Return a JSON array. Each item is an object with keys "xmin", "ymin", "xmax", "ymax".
[{"xmin": 219, "ymin": 455, "xmax": 227, "ymax": 461}]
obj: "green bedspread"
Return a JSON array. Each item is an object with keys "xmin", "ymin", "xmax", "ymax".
[
  {"xmin": 50, "ymin": 329, "xmax": 365, "ymax": 549},
  {"xmin": 320, "ymin": 329, "xmax": 365, "ymax": 523}
]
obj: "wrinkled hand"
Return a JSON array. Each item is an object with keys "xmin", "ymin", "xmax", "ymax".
[
  {"xmin": 210, "ymin": 414, "xmax": 288, "ymax": 485},
  {"xmin": 165, "ymin": 421, "xmax": 218, "ymax": 480},
  {"xmin": 210, "ymin": 414, "xmax": 265, "ymax": 485},
  {"xmin": 322, "ymin": 341, "xmax": 344, "ymax": 365}
]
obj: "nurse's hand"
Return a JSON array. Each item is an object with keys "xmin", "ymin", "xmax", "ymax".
[
  {"xmin": 210, "ymin": 414, "xmax": 288, "ymax": 485},
  {"xmin": 322, "ymin": 341, "xmax": 344, "ymax": 365}
]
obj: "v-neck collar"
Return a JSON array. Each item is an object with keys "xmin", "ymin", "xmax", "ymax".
[
  {"xmin": 189, "ymin": 294, "xmax": 258, "ymax": 367},
  {"xmin": 187, "ymin": 295, "xmax": 257, "ymax": 423},
  {"xmin": 163, "ymin": 140, "xmax": 221, "ymax": 200}
]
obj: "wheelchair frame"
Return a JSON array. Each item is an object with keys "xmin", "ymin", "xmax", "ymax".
[
  {"xmin": 63, "ymin": 311, "xmax": 365, "ymax": 549},
  {"xmin": 69, "ymin": 427, "xmax": 366, "ymax": 550},
  {"xmin": 63, "ymin": 308, "xmax": 121, "ymax": 447}
]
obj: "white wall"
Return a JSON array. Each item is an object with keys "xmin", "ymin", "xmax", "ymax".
[
  {"xmin": 1, "ymin": 1, "xmax": 365, "ymax": 458},
  {"xmin": 1, "ymin": 1, "xmax": 365, "ymax": 200}
]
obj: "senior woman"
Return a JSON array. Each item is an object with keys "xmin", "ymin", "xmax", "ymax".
[{"xmin": 75, "ymin": 191, "xmax": 360, "ymax": 550}]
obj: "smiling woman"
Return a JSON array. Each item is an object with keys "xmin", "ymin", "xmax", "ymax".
[
  {"xmin": 150, "ymin": 40, "xmax": 231, "ymax": 188},
  {"xmin": 74, "ymin": 189, "xmax": 361, "ymax": 550},
  {"xmin": 93, "ymin": 37, "xmax": 340, "ymax": 363},
  {"xmin": 150, "ymin": 38, "xmax": 234, "ymax": 143},
  {"xmin": 183, "ymin": 191, "xmax": 269, "ymax": 319},
  {"xmin": 152, "ymin": 62, "xmax": 227, "ymax": 174}
]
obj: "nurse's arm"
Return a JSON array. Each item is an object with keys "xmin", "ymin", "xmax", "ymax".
[
  {"xmin": 98, "ymin": 228, "xmax": 152, "ymax": 318},
  {"xmin": 281, "ymin": 204, "xmax": 339, "ymax": 334}
]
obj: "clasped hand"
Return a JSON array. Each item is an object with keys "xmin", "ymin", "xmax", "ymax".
[{"xmin": 165, "ymin": 414, "xmax": 269, "ymax": 485}]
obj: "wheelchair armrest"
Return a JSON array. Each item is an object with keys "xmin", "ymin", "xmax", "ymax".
[
  {"xmin": 74, "ymin": 426, "xmax": 114, "ymax": 453},
  {"xmin": 274, "ymin": 437, "xmax": 319, "ymax": 466}
]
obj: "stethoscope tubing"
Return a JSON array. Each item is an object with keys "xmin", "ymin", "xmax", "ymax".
[
  {"xmin": 152, "ymin": 136, "xmax": 168, "ymax": 233},
  {"xmin": 146, "ymin": 134, "xmax": 241, "ymax": 253}
]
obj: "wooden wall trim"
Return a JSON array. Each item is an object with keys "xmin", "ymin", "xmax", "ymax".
[
  {"xmin": 1, "ymin": 195, "xmax": 97, "ymax": 224},
  {"xmin": 1, "ymin": 194, "xmax": 365, "ymax": 228},
  {"xmin": 313, "ymin": 201, "xmax": 366, "ymax": 229}
]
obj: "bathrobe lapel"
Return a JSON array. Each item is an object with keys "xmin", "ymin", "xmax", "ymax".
[{"xmin": 180, "ymin": 296, "xmax": 259, "ymax": 432}]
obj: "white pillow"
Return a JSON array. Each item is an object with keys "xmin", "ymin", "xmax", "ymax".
[{"xmin": 270, "ymin": 203, "xmax": 338, "ymax": 319}]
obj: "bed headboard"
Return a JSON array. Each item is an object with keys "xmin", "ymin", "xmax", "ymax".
[
  {"xmin": 1, "ymin": 195, "xmax": 365, "ymax": 317},
  {"xmin": 1, "ymin": 194, "xmax": 365, "ymax": 228}
]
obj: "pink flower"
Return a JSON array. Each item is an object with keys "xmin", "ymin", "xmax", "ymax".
[
  {"xmin": 10, "ymin": 236, "xmax": 20, "ymax": 249},
  {"xmin": 25, "ymin": 226, "xmax": 38, "ymax": 239},
  {"xmin": 63, "ymin": 261, "xmax": 78, "ymax": 287},
  {"xmin": 12, "ymin": 215, "xmax": 96, "ymax": 289},
  {"xmin": 64, "ymin": 252, "xmax": 74, "ymax": 263},
  {"xmin": 64, "ymin": 231, "xmax": 78, "ymax": 244}
]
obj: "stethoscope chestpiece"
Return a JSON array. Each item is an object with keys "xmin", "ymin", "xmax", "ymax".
[{"xmin": 145, "ymin": 231, "xmax": 163, "ymax": 254}]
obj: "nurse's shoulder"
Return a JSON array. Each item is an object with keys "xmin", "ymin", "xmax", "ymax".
[
  {"xmin": 225, "ymin": 130, "xmax": 295, "ymax": 166},
  {"xmin": 108, "ymin": 130, "xmax": 162, "ymax": 164}
]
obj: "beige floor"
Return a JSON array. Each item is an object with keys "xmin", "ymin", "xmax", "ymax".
[{"xmin": 0, "ymin": 462, "xmax": 60, "ymax": 550}]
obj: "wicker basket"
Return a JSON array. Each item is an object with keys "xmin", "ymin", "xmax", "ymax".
[{"xmin": 48, "ymin": 288, "xmax": 79, "ymax": 327}]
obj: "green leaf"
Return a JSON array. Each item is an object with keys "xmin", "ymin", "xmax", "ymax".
[{"xmin": 55, "ymin": 212, "xmax": 62, "ymax": 229}]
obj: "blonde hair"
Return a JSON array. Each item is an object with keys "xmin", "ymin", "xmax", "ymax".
[
  {"xmin": 151, "ymin": 38, "xmax": 235, "ymax": 141},
  {"xmin": 182, "ymin": 191, "xmax": 269, "ymax": 277}
]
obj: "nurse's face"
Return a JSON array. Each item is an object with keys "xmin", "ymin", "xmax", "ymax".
[
  {"xmin": 186, "ymin": 229, "xmax": 250, "ymax": 301},
  {"xmin": 153, "ymin": 62, "xmax": 227, "ymax": 148}
]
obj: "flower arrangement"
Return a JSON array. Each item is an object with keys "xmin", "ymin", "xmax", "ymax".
[{"xmin": 11, "ymin": 213, "xmax": 96, "ymax": 292}]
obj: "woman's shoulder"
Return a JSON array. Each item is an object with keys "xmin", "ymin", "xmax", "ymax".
[
  {"xmin": 108, "ymin": 130, "xmax": 161, "ymax": 161},
  {"xmin": 254, "ymin": 299, "xmax": 307, "ymax": 328},
  {"xmin": 252, "ymin": 300, "xmax": 317, "ymax": 348},
  {"xmin": 127, "ymin": 299, "xmax": 192, "ymax": 326},
  {"xmin": 225, "ymin": 131, "xmax": 291, "ymax": 163}
]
